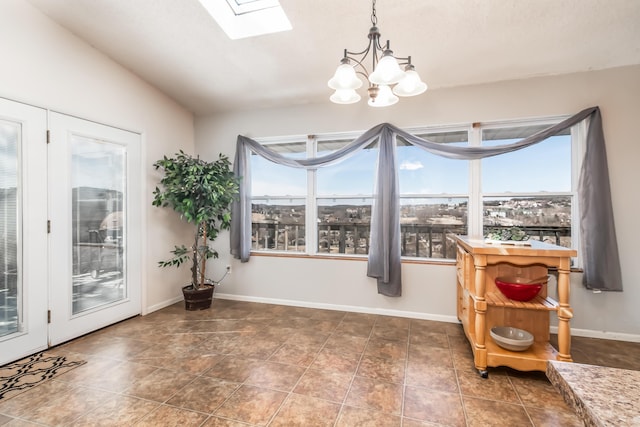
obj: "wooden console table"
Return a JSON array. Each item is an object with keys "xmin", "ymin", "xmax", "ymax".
[{"xmin": 454, "ymin": 236, "xmax": 577, "ymax": 377}]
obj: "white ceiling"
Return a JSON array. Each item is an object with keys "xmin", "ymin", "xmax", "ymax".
[{"xmin": 26, "ymin": 0, "xmax": 640, "ymax": 115}]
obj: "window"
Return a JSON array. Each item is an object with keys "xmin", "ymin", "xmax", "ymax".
[
  {"xmin": 480, "ymin": 123, "xmax": 576, "ymax": 251},
  {"xmin": 250, "ymin": 116, "xmax": 582, "ymax": 261},
  {"xmin": 397, "ymin": 129, "xmax": 470, "ymax": 258},
  {"xmin": 250, "ymin": 140, "xmax": 306, "ymax": 252},
  {"xmin": 316, "ymin": 137, "xmax": 377, "ymax": 255}
]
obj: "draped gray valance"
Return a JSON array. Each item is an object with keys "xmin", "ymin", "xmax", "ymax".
[{"xmin": 231, "ymin": 106, "xmax": 622, "ymax": 295}]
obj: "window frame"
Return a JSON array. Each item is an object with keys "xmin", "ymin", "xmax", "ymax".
[{"xmin": 249, "ymin": 115, "xmax": 584, "ymax": 265}]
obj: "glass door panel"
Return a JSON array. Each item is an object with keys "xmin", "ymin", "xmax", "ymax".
[
  {"xmin": 48, "ymin": 112, "xmax": 141, "ymax": 346},
  {"xmin": 0, "ymin": 120, "xmax": 20, "ymax": 337},
  {"xmin": 71, "ymin": 136, "xmax": 127, "ymax": 314}
]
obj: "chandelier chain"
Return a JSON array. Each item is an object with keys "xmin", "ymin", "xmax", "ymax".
[{"xmin": 371, "ymin": 0, "xmax": 377, "ymax": 26}]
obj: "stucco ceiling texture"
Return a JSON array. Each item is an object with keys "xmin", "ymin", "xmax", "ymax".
[{"xmin": 26, "ymin": 0, "xmax": 640, "ymax": 115}]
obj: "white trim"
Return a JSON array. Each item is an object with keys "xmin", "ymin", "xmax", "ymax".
[
  {"xmin": 214, "ymin": 292, "xmax": 460, "ymax": 324},
  {"xmin": 550, "ymin": 326, "xmax": 640, "ymax": 343},
  {"xmin": 143, "ymin": 295, "xmax": 183, "ymax": 315}
]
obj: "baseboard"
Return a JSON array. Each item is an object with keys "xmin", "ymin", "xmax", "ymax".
[
  {"xmin": 214, "ymin": 292, "xmax": 460, "ymax": 324},
  {"xmin": 550, "ymin": 326, "xmax": 640, "ymax": 343},
  {"xmin": 143, "ymin": 295, "xmax": 183, "ymax": 315}
]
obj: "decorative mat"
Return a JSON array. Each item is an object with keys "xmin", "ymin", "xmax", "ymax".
[{"xmin": 0, "ymin": 352, "xmax": 86, "ymax": 401}]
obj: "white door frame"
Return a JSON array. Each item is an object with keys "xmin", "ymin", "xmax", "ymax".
[
  {"xmin": 0, "ymin": 98, "xmax": 48, "ymax": 366},
  {"xmin": 47, "ymin": 112, "xmax": 142, "ymax": 346}
]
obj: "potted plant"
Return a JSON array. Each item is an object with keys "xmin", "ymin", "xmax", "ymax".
[{"xmin": 152, "ymin": 150, "xmax": 240, "ymax": 310}]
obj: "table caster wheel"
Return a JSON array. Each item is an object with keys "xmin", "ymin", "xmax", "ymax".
[{"xmin": 479, "ymin": 370, "xmax": 489, "ymax": 378}]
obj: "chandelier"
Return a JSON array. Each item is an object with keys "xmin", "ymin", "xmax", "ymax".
[{"xmin": 328, "ymin": 0, "xmax": 427, "ymax": 107}]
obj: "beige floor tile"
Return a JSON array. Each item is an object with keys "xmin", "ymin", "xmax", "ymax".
[
  {"xmin": 2, "ymin": 300, "xmax": 636, "ymax": 427},
  {"xmin": 135, "ymin": 405, "xmax": 208, "ymax": 426},
  {"xmin": 269, "ymin": 394, "xmax": 340, "ymax": 427},
  {"xmin": 408, "ymin": 330, "xmax": 449, "ymax": 349},
  {"xmin": 462, "ymin": 396, "xmax": 532, "ymax": 427},
  {"xmin": 323, "ymin": 334, "xmax": 368, "ymax": 355},
  {"xmin": 407, "ymin": 344, "xmax": 453, "ymax": 368},
  {"xmin": 293, "ymin": 369, "xmax": 352, "ymax": 402},
  {"xmin": 67, "ymin": 394, "xmax": 159, "ymax": 426},
  {"xmin": 214, "ymin": 385, "xmax": 287, "ymax": 425},
  {"xmin": 364, "ymin": 337, "xmax": 408, "ymax": 359},
  {"xmin": 166, "ymin": 376, "xmax": 240, "ymax": 414},
  {"xmin": 309, "ymin": 348, "xmax": 360, "ymax": 375},
  {"xmin": 244, "ymin": 361, "xmax": 306, "ymax": 392},
  {"xmin": 1, "ymin": 419, "xmax": 44, "ymax": 426},
  {"xmin": 268, "ymin": 343, "xmax": 321, "ymax": 367},
  {"xmin": 201, "ymin": 416, "xmax": 259, "ymax": 426},
  {"xmin": 123, "ymin": 368, "xmax": 196, "ymax": 402},
  {"xmin": 0, "ymin": 380, "xmax": 75, "ymax": 417},
  {"xmin": 525, "ymin": 406, "xmax": 584, "ymax": 427},
  {"xmin": 79, "ymin": 360, "xmax": 158, "ymax": 392},
  {"xmin": 456, "ymin": 368, "xmax": 519, "ymax": 403},
  {"xmin": 509, "ymin": 373, "xmax": 575, "ymax": 412},
  {"xmin": 335, "ymin": 405, "xmax": 401, "ymax": 427},
  {"xmin": 356, "ymin": 354, "xmax": 406, "ymax": 383},
  {"xmin": 20, "ymin": 386, "xmax": 116, "ymax": 426},
  {"xmin": 345, "ymin": 377, "xmax": 403, "ymax": 415},
  {"xmin": 371, "ymin": 325, "xmax": 409, "ymax": 342},
  {"xmin": 203, "ymin": 356, "xmax": 263, "ymax": 382},
  {"xmin": 405, "ymin": 363, "xmax": 458, "ymax": 393},
  {"xmin": 334, "ymin": 321, "xmax": 374, "ymax": 338},
  {"xmin": 310, "ymin": 309, "xmax": 346, "ymax": 322},
  {"xmin": 404, "ymin": 386, "xmax": 465, "ymax": 427},
  {"xmin": 229, "ymin": 337, "xmax": 282, "ymax": 360}
]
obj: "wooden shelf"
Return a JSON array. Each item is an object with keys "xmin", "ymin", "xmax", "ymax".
[
  {"xmin": 485, "ymin": 292, "xmax": 558, "ymax": 311},
  {"xmin": 454, "ymin": 235, "xmax": 576, "ymax": 377},
  {"xmin": 485, "ymin": 339, "xmax": 559, "ymax": 372}
]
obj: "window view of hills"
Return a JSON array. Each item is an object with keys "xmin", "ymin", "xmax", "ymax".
[{"xmin": 251, "ymin": 196, "xmax": 572, "ymax": 257}]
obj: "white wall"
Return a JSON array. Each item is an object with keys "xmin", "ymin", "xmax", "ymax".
[
  {"xmin": 196, "ymin": 65, "xmax": 640, "ymax": 341},
  {"xmin": 0, "ymin": 0, "xmax": 194, "ymax": 313}
]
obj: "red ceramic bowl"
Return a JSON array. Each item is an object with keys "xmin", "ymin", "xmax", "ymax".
[{"xmin": 494, "ymin": 276, "xmax": 544, "ymax": 301}]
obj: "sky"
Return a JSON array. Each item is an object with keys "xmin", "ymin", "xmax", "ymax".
[
  {"xmin": 3, "ymin": 123, "xmax": 571, "ymax": 198},
  {"xmin": 251, "ymin": 134, "xmax": 572, "ymax": 198}
]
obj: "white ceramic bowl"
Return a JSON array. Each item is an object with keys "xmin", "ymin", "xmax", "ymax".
[{"xmin": 490, "ymin": 326, "xmax": 534, "ymax": 352}]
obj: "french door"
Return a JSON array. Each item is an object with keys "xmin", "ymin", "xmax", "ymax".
[
  {"xmin": 0, "ymin": 98, "xmax": 48, "ymax": 366},
  {"xmin": 0, "ymin": 99, "xmax": 142, "ymax": 365},
  {"xmin": 48, "ymin": 112, "xmax": 141, "ymax": 346}
]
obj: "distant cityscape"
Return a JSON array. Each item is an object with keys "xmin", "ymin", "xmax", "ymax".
[
  {"xmin": 253, "ymin": 196, "xmax": 570, "ymax": 227},
  {"xmin": 251, "ymin": 196, "xmax": 572, "ymax": 256}
]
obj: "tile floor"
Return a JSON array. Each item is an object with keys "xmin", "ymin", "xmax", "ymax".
[{"xmin": 1, "ymin": 299, "xmax": 639, "ymax": 426}]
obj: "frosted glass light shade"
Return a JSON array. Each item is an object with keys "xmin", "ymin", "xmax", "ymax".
[
  {"xmin": 328, "ymin": 63, "xmax": 362, "ymax": 90},
  {"xmin": 368, "ymin": 84, "xmax": 398, "ymax": 107},
  {"xmin": 393, "ymin": 69, "xmax": 427, "ymax": 97},
  {"xmin": 368, "ymin": 53, "xmax": 405, "ymax": 85},
  {"xmin": 330, "ymin": 89, "xmax": 361, "ymax": 104}
]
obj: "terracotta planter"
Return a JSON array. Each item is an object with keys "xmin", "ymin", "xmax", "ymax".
[{"xmin": 182, "ymin": 284, "xmax": 214, "ymax": 311}]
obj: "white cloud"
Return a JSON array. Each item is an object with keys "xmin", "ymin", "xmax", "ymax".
[{"xmin": 399, "ymin": 160, "xmax": 424, "ymax": 171}]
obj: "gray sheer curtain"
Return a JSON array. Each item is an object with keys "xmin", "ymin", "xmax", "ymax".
[{"xmin": 231, "ymin": 106, "xmax": 622, "ymax": 295}]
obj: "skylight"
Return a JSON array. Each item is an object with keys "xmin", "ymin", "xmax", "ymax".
[{"xmin": 198, "ymin": 0, "xmax": 292, "ymax": 40}]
